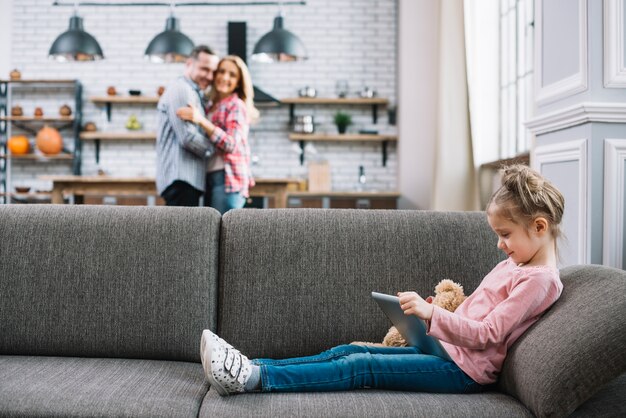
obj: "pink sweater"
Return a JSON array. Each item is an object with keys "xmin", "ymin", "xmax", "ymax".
[{"xmin": 427, "ymin": 258, "xmax": 562, "ymax": 384}]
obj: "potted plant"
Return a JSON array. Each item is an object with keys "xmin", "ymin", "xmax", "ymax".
[{"xmin": 334, "ymin": 111, "xmax": 352, "ymax": 134}]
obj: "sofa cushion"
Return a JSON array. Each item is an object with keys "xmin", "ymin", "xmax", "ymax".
[
  {"xmin": 218, "ymin": 209, "xmax": 504, "ymax": 360},
  {"xmin": 198, "ymin": 389, "xmax": 533, "ymax": 417},
  {"xmin": 0, "ymin": 356, "xmax": 208, "ymax": 417},
  {"xmin": 498, "ymin": 265, "xmax": 626, "ymax": 418},
  {"xmin": 568, "ymin": 373, "xmax": 626, "ymax": 417},
  {"xmin": 0, "ymin": 205, "xmax": 220, "ymax": 362}
]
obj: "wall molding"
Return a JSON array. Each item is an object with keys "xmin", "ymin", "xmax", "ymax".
[
  {"xmin": 603, "ymin": 138, "xmax": 626, "ymax": 268},
  {"xmin": 535, "ymin": 0, "xmax": 588, "ymax": 106},
  {"xmin": 533, "ymin": 139, "xmax": 589, "ymax": 264},
  {"xmin": 526, "ymin": 102, "xmax": 626, "ymax": 134},
  {"xmin": 604, "ymin": 0, "xmax": 626, "ymax": 87}
]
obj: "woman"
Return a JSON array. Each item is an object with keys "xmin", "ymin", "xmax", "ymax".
[{"xmin": 177, "ymin": 55, "xmax": 259, "ymax": 214}]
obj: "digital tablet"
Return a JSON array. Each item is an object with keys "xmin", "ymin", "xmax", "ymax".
[{"xmin": 371, "ymin": 291, "xmax": 452, "ymax": 361}]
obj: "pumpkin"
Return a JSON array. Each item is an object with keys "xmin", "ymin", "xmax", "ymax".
[
  {"xmin": 36, "ymin": 126, "xmax": 63, "ymax": 155},
  {"xmin": 8, "ymin": 135, "xmax": 30, "ymax": 155}
]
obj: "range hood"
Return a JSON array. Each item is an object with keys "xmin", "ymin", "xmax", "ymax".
[{"xmin": 228, "ymin": 21, "xmax": 280, "ymax": 106}]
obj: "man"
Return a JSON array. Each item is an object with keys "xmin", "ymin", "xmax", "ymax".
[{"xmin": 156, "ymin": 45, "xmax": 219, "ymax": 206}]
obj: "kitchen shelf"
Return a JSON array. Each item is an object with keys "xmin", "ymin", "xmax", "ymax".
[
  {"xmin": 0, "ymin": 191, "xmax": 52, "ymax": 197},
  {"xmin": 80, "ymin": 131, "xmax": 157, "ymax": 163},
  {"xmin": 1, "ymin": 116, "xmax": 75, "ymax": 135},
  {"xmin": 281, "ymin": 98, "xmax": 388, "ymax": 105},
  {"xmin": 0, "ymin": 191, "xmax": 52, "ymax": 204},
  {"xmin": 80, "ymin": 131, "xmax": 156, "ymax": 140},
  {"xmin": 0, "ymin": 79, "xmax": 77, "ymax": 84},
  {"xmin": 288, "ymin": 133, "xmax": 397, "ymax": 141},
  {"xmin": 281, "ymin": 97, "xmax": 389, "ymax": 125},
  {"xmin": 1, "ymin": 116, "xmax": 74, "ymax": 122},
  {"xmin": 0, "ymin": 79, "xmax": 82, "ymax": 203},
  {"xmin": 90, "ymin": 96, "xmax": 160, "ymax": 104},
  {"xmin": 289, "ymin": 133, "xmax": 397, "ymax": 166},
  {"xmin": 90, "ymin": 96, "xmax": 160, "ymax": 121},
  {"xmin": 2, "ymin": 153, "xmax": 74, "ymax": 160}
]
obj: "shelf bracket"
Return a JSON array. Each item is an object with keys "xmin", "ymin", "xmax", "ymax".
[
  {"xmin": 289, "ymin": 104, "xmax": 295, "ymax": 125},
  {"xmin": 12, "ymin": 122, "xmax": 38, "ymax": 136},
  {"xmin": 95, "ymin": 139, "xmax": 101, "ymax": 164},
  {"xmin": 106, "ymin": 103, "xmax": 112, "ymax": 122},
  {"xmin": 299, "ymin": 140, "xmax": 305, "ymax": 165},
  {"xmin": 382, "ymin": 140, "xmax": 388, "ymax": 167},
  {"xmin": 0, "ymin": 104, "xmax": 6, "ymax": 134},
  {"xmin": 372, "ymin": 105, "xmax": 378, "ymax": 124}
]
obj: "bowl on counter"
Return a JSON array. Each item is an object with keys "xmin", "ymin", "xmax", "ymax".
[
  {"xmin": 128, "ymin": 90, "xmax": 142, "ymax": 96},
  {"xmin": 15, "ymin": 186, "xmax": 31, "ymax": 193}
]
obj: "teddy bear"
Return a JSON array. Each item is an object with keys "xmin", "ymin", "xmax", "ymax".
[{"xmin": 352, "ymin": 279, "xmax": 467, "ymax": 347}]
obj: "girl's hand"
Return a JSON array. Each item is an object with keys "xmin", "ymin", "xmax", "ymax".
[
  {"xmin": 176, "ymin": 103, "xmax": 204, "ymax": 124},
  {"xmin": 398, "ymin": 291, "xmax": 434, "ymax": 320}
]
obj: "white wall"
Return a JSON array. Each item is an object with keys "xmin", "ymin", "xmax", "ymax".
[
  {"xmin": 397, "ymin": 0, "xmax": 439, "ymax": 209},
  {"xmin": 0, "ymin": 0, "xmax": 12, "ymax": 76},
  {"xmin": 7, "ymin": 0, "xmax": 398, "ymax": 193}
]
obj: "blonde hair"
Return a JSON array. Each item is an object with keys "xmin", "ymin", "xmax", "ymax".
[
  {"xmin": 209, "ymin": 55, "xmax": 260, "ymax": 122},
  {"xmin": 487, "ymin": 165, "xmax": 565, "ymax": 241}
]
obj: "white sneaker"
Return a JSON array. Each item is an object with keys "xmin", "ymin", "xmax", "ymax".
[
  {"xmin": 200, "ymin": 330, "xmax": 234, "ymax": 371},
  {"xmin": 200, "ymin": 330, "xmax": 251, "ymax": 396}
]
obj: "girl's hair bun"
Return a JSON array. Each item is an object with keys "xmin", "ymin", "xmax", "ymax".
[{"xmin": 490, "ymin": 164, "xmax": 565, "ymax": 233}]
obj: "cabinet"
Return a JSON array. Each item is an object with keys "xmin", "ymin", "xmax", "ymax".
[
  {"xmin": 280, "ymin": 97, "xmax": 397, "ymax": 166},
  {"xmin": 0, "ymin": 79, "xmax": 82, "ymax": 204},
  {"xmin": 84, "ymin": 96, "xmax": 159, "ymax": 164}
]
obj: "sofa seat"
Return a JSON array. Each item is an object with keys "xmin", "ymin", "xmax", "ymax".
[
  {"xmin": 0, "ymin": 356, "xmax": 208, "ymax": 418},
  {"xmin": 199, "ymin": 389, "xmax": 533, "ymax": 417}
]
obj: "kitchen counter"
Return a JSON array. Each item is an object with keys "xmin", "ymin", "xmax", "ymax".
[
  {"xmin": 286, "ymin": 190, "xmax": 400, "ymax": 209},
  {"xmin": 39, "ymin": 175, "xmax": 306, "ymax": 208}
]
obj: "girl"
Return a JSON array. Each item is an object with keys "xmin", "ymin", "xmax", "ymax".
[
  {"xmin": 200, "ymin": 165, "xmax": 565, "ymax": 395},
  {"xmin": 177, "ymin": 55, "xmax": 259, "ymax": 214}
]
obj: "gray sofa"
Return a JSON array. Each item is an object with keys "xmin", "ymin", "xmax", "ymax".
[{"xmin": 0, "ymin": 205, "xmax": 624, "ymax": 418}]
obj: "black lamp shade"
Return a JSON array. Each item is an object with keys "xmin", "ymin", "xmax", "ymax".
[
  {"xmin": 252, "ymin": 16, "xmax": 307, "ymax": 62},
  {"xmin": 145, "ymin": 16, "xmax": 194, "ymax": 63},
  {"xmin": 49, "ymin": 16, "xmax": 104, "ymax": 62}
]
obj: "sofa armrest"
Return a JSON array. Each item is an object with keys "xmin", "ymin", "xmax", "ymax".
[{"xmin": 498, "ymin": 265, "xmax": 626, "ymax": 417}]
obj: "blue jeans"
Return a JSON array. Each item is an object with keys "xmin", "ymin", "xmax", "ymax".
[
  {"xmin": 252, "ymin": 344, "xmax": 482, "ymax": 394},
  {"xmin": 205, "ymin": 170, "xmax": 246, "ymax": 214}
]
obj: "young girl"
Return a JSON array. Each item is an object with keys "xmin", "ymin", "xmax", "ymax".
[
  {"xmin": 200, "ymin": 165, "xmax": 565, "ymax": 396},
  {"xmin": 176, "ymin": 55, "xmax": 259, "ymax": 214}
]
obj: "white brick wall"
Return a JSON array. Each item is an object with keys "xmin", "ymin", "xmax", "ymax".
[{"xmin": 8, "ymin": 0, "xmax": 397, "ymax": 193}]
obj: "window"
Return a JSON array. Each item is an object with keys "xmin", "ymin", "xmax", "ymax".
[{"xmin": 499, "ymin": 0, "xmax": 534, "ymax": 158}]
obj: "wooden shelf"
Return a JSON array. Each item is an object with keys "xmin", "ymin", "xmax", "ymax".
[
  {"xmin": 1, "ymin": 191, "xmax": 52, "ymax": 197},
  {"xmin": 0, "ymin": 79, "xmax": 77, "ymax": 85},
  {"xmin": 0, "ymin": 116, "xmax": 74, "ymax": 122},
  {"xmin": 289, "ymin": 133, "xmax": 397, "ymax": 142},
  {"xmin": 2, "ymin": 153, "xmax": 74, "ymax": 160},
  {"xmin": 289, "ymin": 133, "xmax": 397, "ymax": 167},
  {"xmin": 80, "ymin": 131, "xmax": 157, "ymax": 141},
  {"xmin": 281, "ymin": 97, "xmax": 388, "ymax": 105},
  {"xmin": 288, "ymin": 191, "xmax": 401, "ymax": 198},
  {"xmin": 90, "ymin": 96, "xmax": 160, "ymax": 104}
]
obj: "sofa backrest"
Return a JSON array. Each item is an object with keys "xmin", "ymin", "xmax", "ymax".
[
  {"xmin": 218, "ymin": 209, "xmax": 504, "ymax": 359},
  {"xmin": 0, "ymin": 205, "xmax": 220, "ymax": 362}
]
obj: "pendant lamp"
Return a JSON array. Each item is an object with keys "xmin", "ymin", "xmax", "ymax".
[
  {"xmin": 49, "ymin": 9, "xmax": 104, "ymax": 62},
  {"xmin": 145, "ymin": 11, "xmax": 194, "ymax": 63},
  {"xmin": 252, "ymin": 14, "xmax": 307, "ymax": 63}
]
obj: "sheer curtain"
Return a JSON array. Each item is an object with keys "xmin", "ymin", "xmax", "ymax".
[
  {"xmin": 431, "ymin": 0, "xmax": 476, "ymax": 211},
  {"xmin": 464, "ymin": 0, "xmax": 500, "ymax": 209}
]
